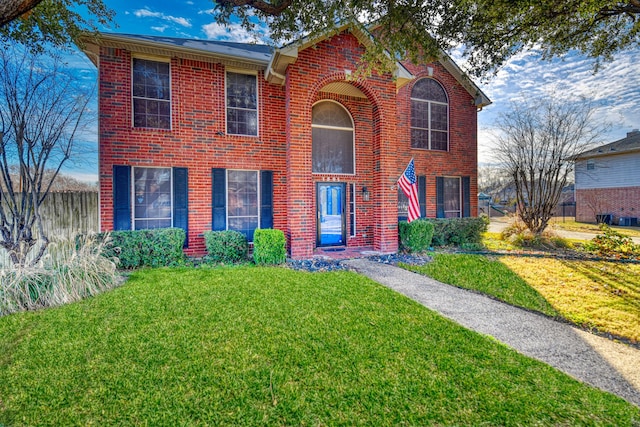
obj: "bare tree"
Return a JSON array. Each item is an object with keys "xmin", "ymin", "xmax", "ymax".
[
  {"xmin": 493, "ymin": 97, "xmax": 607, "ymax": 235},
  {"xmin": 580, "ymin": 191, "xmax": 611, "ymax": 223},
  {"xmin": 0, "ymin": 47, "xmax": 94, "ymax": 266},
  {"xmin": 0, "ymin": 166, "xmax": 97, "ymax": 193},
  {"xmin": 478, "ymin": 165, "xmax": 514, "ymax": 201}
]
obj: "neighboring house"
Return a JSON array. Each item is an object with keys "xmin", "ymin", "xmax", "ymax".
[
  {"xmin": 575, "ymin": 130, "xmax": 640, "ymax": 224},
  {"xmin": 80, "ymin": 23, "xmax": 490, "ymax": 259}
]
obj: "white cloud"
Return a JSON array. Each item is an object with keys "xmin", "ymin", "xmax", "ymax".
[
  {"xmin": 477, "ymin": 47, "xmax": 640, "ymax": 163},
  {"xmin": 151, "ymin": 25, "xmax": 168, "ymax": 33},
  {"xmin": 133, "ymin": 9, "xmax": 192, "ymax": 28},
  {"xmin": 201, "ymin": 22, "xmax": 269, "ymax": 43},
  {"xmin": 198, "ymin": 8, "xmax": 215, "ymax": 15}
]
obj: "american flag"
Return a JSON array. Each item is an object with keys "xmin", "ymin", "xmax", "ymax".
[{"xmin": 398, "ymin": 159, "xmax": 420, "ymax": 222}]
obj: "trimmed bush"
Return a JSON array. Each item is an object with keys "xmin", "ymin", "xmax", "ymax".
[
  {"xmin": 203, "ymin": 230, "xmax": 248, "ymax": 264},
  {"xmin": 253, "ymin": 229, "xmax": 287, "ymax": 265},
  {"xmin": 101, "ymin": 228, "xmax": 186, "ymax": 269},
  {"xmin": 399, "ymin": 220, "xmax": 434, "ymax": 253},
  {"xmin": 428, "ymin": 217, "xmax": 488, "ymax": 247}
]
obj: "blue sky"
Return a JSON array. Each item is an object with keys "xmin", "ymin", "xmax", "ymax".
[{"xmin": 66, "ymin": 0, "xmax": 640, "ymax": 181}]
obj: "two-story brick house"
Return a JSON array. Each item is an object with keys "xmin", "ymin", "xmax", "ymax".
[
  {"xmin": 80, "ymin": 23, "xmax": 490, "ymax": 259},
  {"xmin": 575, "ymin": 130, "xmax": 640, "ymax": 224}
]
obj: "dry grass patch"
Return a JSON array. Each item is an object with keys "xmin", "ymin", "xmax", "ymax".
[
  {"xmin": 499, "ymin": 257, "xmax": 640, "ymax": 342},
  {"xmin": 549, "ymin": 218, "xmax": 640, "ymax": 237}
]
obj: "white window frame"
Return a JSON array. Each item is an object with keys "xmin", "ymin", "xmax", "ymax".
[
  {"xmin": 586, "ymin": 159, "xmax": 595, "ymax": 171},
  {"xmin": 131, "ymin": 56, "xmax": 172, "ymax": 130},
  {"xmin": 349, "ymin": 183, "xmax": 356, "ymax": 237},
  {"xmin": 225, "ymin": 70, "xmax": 259, "ymax": 137},
  {"xmin": 132, "ymin": 166, "xmax": 174, "ymax": 230},
  {"xmin": 410, "ymin": 78, "xmax": 449, "ymax": 151},
  {"xmin": 226, "ymin": 169, "xmax": 260, "ymax": 239},
  {"xmin": 311, "ymin": 100, "xmax": 356, "ymax": 175},
  {"xmin": 443, "ymin": 176, "xmax": 462, "ymax": 218}
]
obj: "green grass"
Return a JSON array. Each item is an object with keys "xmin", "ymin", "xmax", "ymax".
[
  {"xmin": 403, "ymin": 254, "xmax": 559, "ymax": 317},
  {"xmin": 1, "ymin": 267, "xmax": 638, "ymax": 425},
  {"xmin": 499, "ymin": 256, "xmax": 640, "ymax": 342},
  {"xmin": 405, "ymin": 254, "xmax": 640, "ymax": 342}
]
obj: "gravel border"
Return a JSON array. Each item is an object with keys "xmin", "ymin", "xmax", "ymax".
[{"xmin": 286, "ymin": 253, "xmax": 433, "ymax": 272}]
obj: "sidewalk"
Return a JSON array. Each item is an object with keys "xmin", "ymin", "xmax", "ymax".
[{"xmin": 343, "ymin": 258, "xmax": 640, "ymax": 407}]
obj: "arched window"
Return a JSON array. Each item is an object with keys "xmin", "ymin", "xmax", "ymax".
[
  {"xmin": 312, "ymin": 101, "xmax": 354, "ymax": 174},
  {"xmin": 411, "ymin": 78, "xmax": 448, "ymax": 151}
]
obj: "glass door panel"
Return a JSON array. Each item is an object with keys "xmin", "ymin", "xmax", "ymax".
[{"xmin": 317, "ymin": 183, "xmax": 346, "ymax": 246}]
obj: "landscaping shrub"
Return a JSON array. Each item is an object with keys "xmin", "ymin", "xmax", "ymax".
[
  {"xmin": 399, "ymin": 220, "xmax": 434, "ymax": 253},
  {"xmin": 203, "ymin": 230, "xmax": 248, "ymax": 264},
  {"xmin": 103, "ymin": 228, "xmax": 186, "ymax": 269},
  {"xmin": 429, "ymin": 217, "xmax": 488, "ymax": 246},
  {"xmin": 1, "ymin": 233, "xmax": 120, "ymax": 316},
  {"xmin": 253, "ymin": 229, "xmax": 287, "ymax": 265},
  {"xmin": 583, "ymin": 224, "xmax": 640, "ymax": 259},
  {"xmin": 500, "ymin": 217, "xmax": 572, "ymax": 249}
]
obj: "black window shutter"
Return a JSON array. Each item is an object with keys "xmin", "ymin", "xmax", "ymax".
[
  {"xmin": 436, "ymin": 176, "xmax": 445, "ymax": 218},
  {"xmin": 212, "ymin": 168, "xmax": 226, "ymax": 231},
  {"xmin": 418, "ymin": 175, "xmax": 426, "ymax": 218},
  {"xmin": 260, "ymin": 170, "xmax": 273, "ymax": 229},
  {"xmin": 173, "ymin": 167, "xmax": 189, "ymax": 246},
  {"xmin": 113, "ymin": 165, "xmax": 131, "ymax": 230},
  {"xmin": 462, "ymin": 176, "xmax": 471, "ymax": 218}
]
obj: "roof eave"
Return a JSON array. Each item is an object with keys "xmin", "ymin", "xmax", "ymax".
[
  {"xmin": 77, "ymin": 33, "xmax": 271, "ymax": 70},
  {"xmin": 576, "ymin": 146, "xmax": 640, "ymax": 160},
  {"xmin": 265, "ymin": 22, "xmax": 415, "ymax": 89},
  {"xmin": 437, "ymin": 53, "xmax": 491, "ymax": 108}
]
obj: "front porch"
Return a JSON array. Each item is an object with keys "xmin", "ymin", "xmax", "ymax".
[{"xmin": 312, "ymin": 245, "xmax": 391, "ymax": 260}]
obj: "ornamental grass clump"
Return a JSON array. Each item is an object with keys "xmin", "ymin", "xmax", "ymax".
[
  {"xmin": 0, "ymin": 233, "xmax": 120, "ymax": 316},
  {"xmin": 500, "ymin": 216, "xmax": 571, "ymax": 250}
]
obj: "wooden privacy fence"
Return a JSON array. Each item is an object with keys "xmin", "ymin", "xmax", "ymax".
[{"xmin": 1, "ymin": 191, "xmax": 99, "ymax": 265}]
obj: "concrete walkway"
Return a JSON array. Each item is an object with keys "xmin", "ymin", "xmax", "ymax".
[{"xmin": 343, "ymin": 258, "xmax": 640, "ymax": 407}]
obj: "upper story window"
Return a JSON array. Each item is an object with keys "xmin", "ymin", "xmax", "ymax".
[
  {"xmin": 586, "ymin": 159, "xmax": 595, "ymax": 170},
  {"xmin": 226, "ymin": 72, "xmax": 258, "ymax": 136},
  {"xmin": 312, "ymin": 101, "xmax": 355, "ymax": 174},
  {"xmin": 411, "ymin": 78, "xmax": 448, "ymax": 151},
  {"xmin": 132, "ymin": 58, "xmax": 171, "ymax": 129}
]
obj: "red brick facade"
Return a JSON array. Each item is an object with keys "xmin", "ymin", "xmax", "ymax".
[
  {"xmin": 90, "ymin": 30, "xmax": 484, "ymax": 259},
  {"xmin": 576, "ymin": 187, "xmax": 640, "ymax": 223}
]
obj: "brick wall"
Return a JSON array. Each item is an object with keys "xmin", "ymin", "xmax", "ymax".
[
  {"xmin": 99, "ymin": 50, "xmax": 287, "ymax": 255},
  {"xmin": 576, "ymin": 187, "xmax": 640, "ymax": 223},
  {"xmin": 97, "ymin": 31, "xmax": 479, "ymax": 258},
  {"xmin": 398, "ymin": 62, "xmax": 478, "ymax": 219}
]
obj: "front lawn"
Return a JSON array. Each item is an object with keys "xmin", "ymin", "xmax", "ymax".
[
  {"xmin": 1, "ymin": 267, "xmax": 638, "ymax": 425},
  {"xmin": 549, "ymin": 218, "xmax": 640, "ymax": 237},
  {"xmin": 408, "ymin": 254, "xmax": 640, "ymax": 342}
]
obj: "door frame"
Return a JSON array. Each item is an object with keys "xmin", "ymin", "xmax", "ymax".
[{"xmin": 316, "ymin": 182, "xmax": 346, "ymax": 247}]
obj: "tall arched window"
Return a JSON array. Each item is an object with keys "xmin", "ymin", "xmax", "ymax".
[
  {"xmin": 411, "ymin": 78, "xmax": 448, "ymax": 151},
  {"xmin": 312, "ymin": 101, "xmax": 354, "ymax": 174}
]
